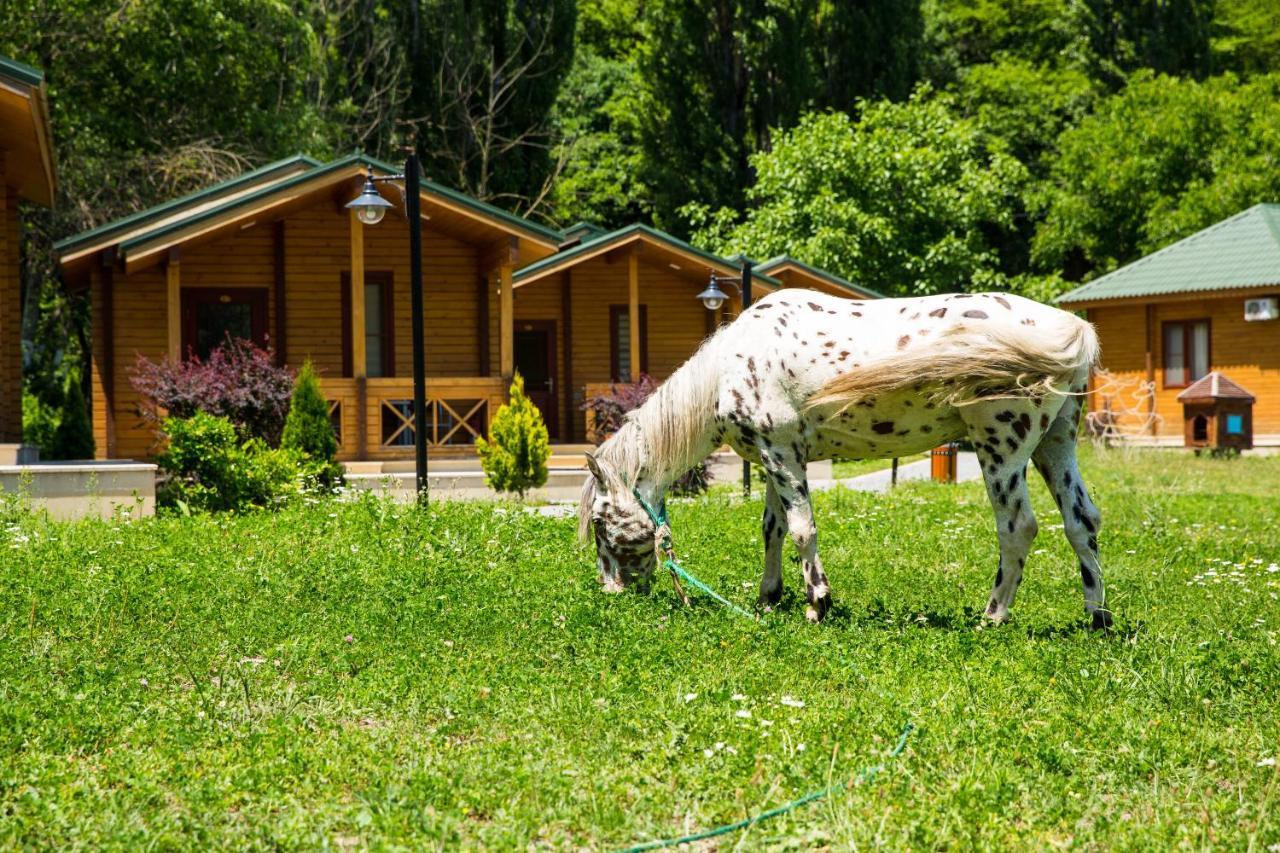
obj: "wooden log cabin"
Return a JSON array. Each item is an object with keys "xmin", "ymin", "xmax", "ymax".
[
  {"xmin": 1058, "ymin": 204, "xmax": 1280, "ymax": 446},
  {"xmin": 1, "ymin": 56, "xmax": 57, "ymax": 455},
  {"xmin": 56, "ymin": 153, "xmax": 889, "ymax": 463}
]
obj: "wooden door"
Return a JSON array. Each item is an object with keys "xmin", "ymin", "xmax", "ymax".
[
  {"xmin": 514, "ymin": 321, "xmax": 559, "ymax": 439},
  {"xmin": 181, "ymin": 288, "xmax": 268, "ymax": 361}
]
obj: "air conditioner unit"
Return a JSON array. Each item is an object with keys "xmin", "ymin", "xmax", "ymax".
[{"xmin": 1244, "ymin": 296, "xmax": 1279, "ymax": 321}]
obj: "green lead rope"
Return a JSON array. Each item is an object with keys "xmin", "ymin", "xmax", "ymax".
[
  {"xmin": 632, "ymin": 488, "xmax": 756, "ymax": 621},
  {"xmin": 619, "ymin": 722, "xmax": 915, "ymax": 852}
]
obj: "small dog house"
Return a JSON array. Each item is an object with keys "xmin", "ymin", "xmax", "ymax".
[{"xmin": 1176, "ymin": 371, "xmax": 1255, "ymax": 451}]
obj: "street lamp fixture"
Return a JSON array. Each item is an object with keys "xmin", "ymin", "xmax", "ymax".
[
  {"xmin": 346, "ymin": 158, "xmax": 429, "ymax": 503},
  {"xmin": 695, "ymin": 275, "xmax": 732, "ymax": 311},
  {"xmin": 347, "ymin": 174, "xmax": 395, "ymax": 225}
]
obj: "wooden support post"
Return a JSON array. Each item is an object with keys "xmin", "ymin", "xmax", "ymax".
[
  {"xmin": 499, "ymin": 263, "xmax": 514, "ymax": 380},
  {"xmin": 101, "ymin": 249, "xmax": 116, "ymax": 458},
  {"xmin": 627, "ymin": 250, "xmax": 640, "ymax": 381},
  {"xmin": 166, "ymin": 247, "xmax": 181, "ymax": 361},
  {"xmin": 476, "ymin": 272, "xmax": 490, "ymax": 376},
  {"xmin": 349, "ymin": 208, "xmax": 367, "ymax": 379},
  {"xmin": 561, "ymin": 270, "xmax": 574, "ymax": 442},
  {"xmin": 1144, "ymin": 304, "xmax": 1156, "ymax": 436},
  {"xmin": 273, "ymin": 220, "xmax": 287, "ymax": 366}
]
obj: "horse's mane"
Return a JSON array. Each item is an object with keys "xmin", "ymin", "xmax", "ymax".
[{"xmin": 577, "ymin": 333, "xmax": 725, "ymax": 540}]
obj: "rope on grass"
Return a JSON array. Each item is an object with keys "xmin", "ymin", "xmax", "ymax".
[
  {"xmin": 619, "ymin": 722, "xmax": 915, "ymax": 852},
  {"xmin": 665, "ymin": 558, "xmax": 757, "ymax": 620}
]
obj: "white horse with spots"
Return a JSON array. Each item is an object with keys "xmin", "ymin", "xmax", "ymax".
[{"xmin": 580, "ymin": 290, "xmax": 1111, "ymax": 628}]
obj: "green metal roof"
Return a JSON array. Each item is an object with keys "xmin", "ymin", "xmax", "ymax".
[
  {"xmin": 513, "ymin": 223, "xmax": 781, "ymax": 286},
  {"xmin": 1057, "ymin": 204, "xmax": 1280, "ymax": 305},
  {"xmin": 55, "ymin": 154, "xmax": 322, "ymax": 253},
  {"xmin": 0, "ymin": 54, "xmax": 44, "ymax": 87},
  {"xmin": 58, "ymin": 152, "xmax": 563, "ymax": 259},
  {"xmin": 755, "ymin": 255, "xmax": 884, "ymax": 298}
]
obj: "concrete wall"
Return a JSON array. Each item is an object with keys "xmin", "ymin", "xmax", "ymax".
[{"xmin": 0, "ymin": 462, "xmax": 156, "ymax": 520}]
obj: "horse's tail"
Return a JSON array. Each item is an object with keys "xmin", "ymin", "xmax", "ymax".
[{"xmin": 807, "ymin": 308, "xmax": 1100, "ymax": 409}]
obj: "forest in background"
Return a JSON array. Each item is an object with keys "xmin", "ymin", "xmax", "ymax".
[{"xmin": 4, "ymin": 0, "xmax": 1280, "ymax": 451}]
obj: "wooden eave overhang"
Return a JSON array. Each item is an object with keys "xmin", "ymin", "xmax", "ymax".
[
  {"xmin": 0, "ymin": 55, "xmax": 57, "ymax": 206},
  {"xmin": 513, "ymin": 224, "xmax": 781, "ymax": 291},
  {"xmin": 55, "ymin": 154, "xmax": 322, "ymax": 268},
  {"xmin": 58, "ymin": 153, "xmax": 562, "ymax": 282},
  {"xmin": 755, "ymin": 256, "xmax": 883, "ymax": 299}
]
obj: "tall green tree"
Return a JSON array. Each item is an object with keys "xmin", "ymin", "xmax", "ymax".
[
  {"xmin": 688, "ymin": 90, "xmax": 1028, "ymax": 296},
  {"xmin": 1032, "ymin": 72, "xmax": 1280, "ymax": 284}
]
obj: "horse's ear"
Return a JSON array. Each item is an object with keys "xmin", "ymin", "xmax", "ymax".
[{"xmin": 585, "ymin": 452, "xmax": 610, "ymax": 492}]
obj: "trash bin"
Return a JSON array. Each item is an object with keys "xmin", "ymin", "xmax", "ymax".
[{"xmin": 930, "ymin": 443, "xmax": 958, "ymax": 483}]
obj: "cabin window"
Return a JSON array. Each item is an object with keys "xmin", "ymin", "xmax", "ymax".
[
  {"xmin": 609, "ymin": 305, "xmax": 648, "ymax": 382},
  {"xmin": 1162, "ymin": 319, "xmax": 1209, "ymax": 388},
  {"xmin": 181, "ymin": 288, "xmax": 268, "ymax": 361},
  {"xmin": 342, "ymin": 272, "xmax": 395, "ymax": 378}
]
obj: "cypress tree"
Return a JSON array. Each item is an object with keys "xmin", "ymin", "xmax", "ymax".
[
  {"xmin": 476, "ymin": 372, "xmax": 550, "ymax": 498},
  {"xmin": 48, "ymin": 380, "xmax": 95, "ymax": 460},
  {"xmin": 281, "ymin": 361, "xmax": 343, "ymax": 487}
]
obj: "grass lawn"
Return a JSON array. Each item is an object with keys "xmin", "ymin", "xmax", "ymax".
[
  {"xmin": 831, "ymin": 452, "xmax": 929, "ymax": 480},
  {"xmin": 3, "ymin": 447, "xmax": 1279, "ymax": 848}
]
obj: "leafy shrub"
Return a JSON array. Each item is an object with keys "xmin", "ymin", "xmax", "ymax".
[
  {"xmin": 131, "ymin": 338, "xmax": 294, "ymax": 445},
  {"xmin": 581, "ymin": 375, "xmax": 709, "ymax": 495},
  {"xmin": 281, "ymin": 361, "xmax": 343, "ymax": 488},
  {"xmin": 158, "ymin": 412, "xmax": 302, "ymax": 513},
  {"xmin": 49, "ymin": 380, "xmax": 95, "ymax": 460},
  {"xmin": 476, "ymin": 372, "xmax": 550, "ymax": 498}
]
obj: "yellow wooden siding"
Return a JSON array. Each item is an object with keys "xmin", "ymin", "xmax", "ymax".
[
  {"xmin": 1089, "ymin": 295, "xmax": 1280, "ymax": 441},
  {"xmin": 0, "ymin": 182, "xmax": 21, "ymax": 442},
  {"xmin": 109, "ymin": 267, "xmax": 167, "ymax": 459}
]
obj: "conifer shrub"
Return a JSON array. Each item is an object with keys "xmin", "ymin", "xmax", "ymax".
[
  {"xmin": 476, "ymin": 372, "xmax": 550, "ymax": 498},
  {"xmin": 281, "ymin": 361, "xmax": 343, "ymax": 488},
  {"xmin": 48, "ymin": 379, "xmax": 96, "ymax": 460}
]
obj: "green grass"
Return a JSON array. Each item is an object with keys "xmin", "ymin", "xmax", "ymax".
[
  {"xmin": 831, "ymin": 452, "xmax": 929, "ymax": 480},
  {"xmin": 3, "ymin": 447, "xmax": 1279, "ymax": 848}
]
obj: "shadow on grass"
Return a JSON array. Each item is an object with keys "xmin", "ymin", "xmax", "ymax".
[{"xmin": 822, "ymin": 598, "xmax": 1143, "ymax": 640}]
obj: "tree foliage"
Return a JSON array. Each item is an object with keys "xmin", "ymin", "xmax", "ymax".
[
  {"xmin": 1032, "ymin": 72, "xmax": 1280, "ymax": 281},
  {"xmin": 688, "ymin": 92, "xmax": 1027, "ymax": 296}
]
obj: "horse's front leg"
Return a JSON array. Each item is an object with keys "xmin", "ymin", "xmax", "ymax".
[
  {"xmin": 758, "ymin": 479, "xmax": 788, "ymax": 611},
  {"xmin": 758, "ymin": 449, "xmax": 830, "ymax": 623}
]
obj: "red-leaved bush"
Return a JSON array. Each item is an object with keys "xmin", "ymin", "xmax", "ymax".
[
  {"xmin": 581, "ymin": 374, "xmax": 709, "ymax": 494},
  {"xmin": 131, "ymin": 338, "xmax": 295, "ymax": 445},
  {"xmin": 580, "ymin": 374, "xmax": 659, "ymax": 442}
]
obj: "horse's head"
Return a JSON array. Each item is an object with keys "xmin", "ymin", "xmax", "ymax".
[{"xmin": 579, "ymin": 453, "xmax": 659, "ymax": 594}]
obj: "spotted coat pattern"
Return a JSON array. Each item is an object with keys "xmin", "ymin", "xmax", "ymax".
[{"xmin": 584, "ymin": 290, "xmax": 1110, "ymax": 628}]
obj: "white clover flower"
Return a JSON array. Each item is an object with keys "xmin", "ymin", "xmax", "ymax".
[
  {"xmin": 735, "ymin": 709, "xmax": 752, "ymax": 719},
  {"xmin": 780, "ymin": 695, "xmax": 805, "ymax": 708}
]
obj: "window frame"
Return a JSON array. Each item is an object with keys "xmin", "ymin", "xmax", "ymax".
[
  {"xmin": 1161, "ymin": 318, "xmax": 1211, "ymax": 389},
  {"xmin": 609, "ymin": 304, "xmax": 648, "ymax": 382},
  {"xmin": 341, "ymin": 271, "xmax": 396, "ymax": 378}
]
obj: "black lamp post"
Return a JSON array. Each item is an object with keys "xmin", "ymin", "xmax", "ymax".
[
  {"xmin": 696, "ymin": 258, "xmax": 754, "ymax": 495},
  {"xmin": 346, "ymin": 153, "xmax": 429, "ymax": 502}
]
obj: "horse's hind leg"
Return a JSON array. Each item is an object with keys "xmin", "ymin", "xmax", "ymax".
[
  {"xmin": 963, "ymin": 402, "xmax": 1050, "ymax": 623},
  {"xmin": 758, "ymin": 479, "xmax": 788, "ymax": 611},
  {"xmin": 756, "ymin": 445, "xmax": 831, "ymax": 623},
  {"xmin": 1031, "ymin": 403, "xmax": 1111, "ymax": 629}
]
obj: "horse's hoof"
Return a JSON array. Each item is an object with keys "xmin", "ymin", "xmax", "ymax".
[
  {"xmin": 984, "ymin": 598, "xmax": 1009, "ymax": 624},
  {"xmin": 805, "ymin": 595, "xmax": 831, "ymax": 623},
  {"xmin": 1090, "ymin": 609, "xmax": 1113, "ymax": 631},
  {"xmin": 757, "ymin": 585, "xmax": 782, "ymax": 611}
]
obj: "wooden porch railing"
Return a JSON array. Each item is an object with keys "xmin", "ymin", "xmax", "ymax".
[{"xmin": 321, "ymin": 377, "xmax": 508, "ymax": 459}]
